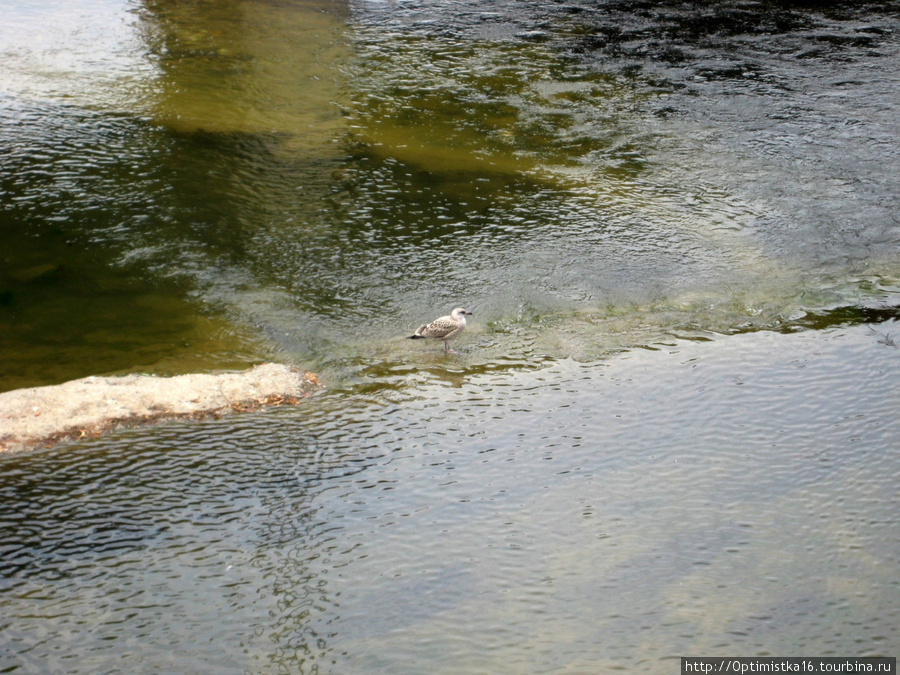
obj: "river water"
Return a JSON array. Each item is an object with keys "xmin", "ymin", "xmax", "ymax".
[{"xmin": 1, "ymin": 0, "xmax": 899, "ymax": 672}]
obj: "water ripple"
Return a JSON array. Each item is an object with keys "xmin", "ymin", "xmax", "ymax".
[{"xmin": 3, "ymin": 325, "xmax": 899, "ymax": 672}]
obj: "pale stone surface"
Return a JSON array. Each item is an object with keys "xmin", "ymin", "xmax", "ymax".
[{"xmin": 0, "ymin": 363, "xmax": 321, "ymax": 453}]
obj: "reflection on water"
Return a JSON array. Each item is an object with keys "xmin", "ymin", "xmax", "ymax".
[
  {"xmin": 1, "ymin": 0, "xmax": 899, "ymax": 388},
  {"xmin": 0, "ymin": 0, "xmax": 155, "ymax": 112},
  {"xmin": 138, "ymin": 0, "xmax": 349, "ymax": 142},
  {"xmin": 0, "ymin": 101, "xmax": 276, "ymax": 389},
  {"xmin": 2, "ymin": 324, "xmax": 898, "ymax": 672},
  {"xmin": 2, "ymin": 0, "xmax": 900, "ymax": 671},
  {"xmin": 0, "ymin": 0, "xmax": 351, "ymax": 389}
]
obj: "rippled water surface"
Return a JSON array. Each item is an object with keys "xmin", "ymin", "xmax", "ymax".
[
  {"xmin": 3, "ymin": 325, "xmax": 899, "ymax": 673},
  {"xmin": 2, "ymin": 0, "xmax": 900, "ymax": 671}
]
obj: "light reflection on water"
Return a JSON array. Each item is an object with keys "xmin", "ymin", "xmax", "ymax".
[
  {"xmin": 0, "ymin": 0, "xmax": 155, "ymax": 112},
  {"xmin": 2, "ymin": 0, "xmax": 900, "ymax": 671},
  {"xmin": 2, "ymin": 325, "xmax": 899, "ymax": 673},
  {"xmin": 2, "ymin": 0, "xmax": 900, "ymax": 389}
]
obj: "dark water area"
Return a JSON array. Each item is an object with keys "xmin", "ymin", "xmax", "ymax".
[
  {"xmin": 2, "ymin": 0, "xmax": 900, "ymax": 672},
  {"xmin": 0, "ymin": 103, "xmax": 274, "ymax": 389}
]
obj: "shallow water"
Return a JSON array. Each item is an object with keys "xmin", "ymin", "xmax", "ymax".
[
  {"xmin": 2, "ymin": 0, "xmax": 900, "ymax": 671},
  {"xmin": 2, "ymin": 324, "xmax": 899, "ymax": 673}
]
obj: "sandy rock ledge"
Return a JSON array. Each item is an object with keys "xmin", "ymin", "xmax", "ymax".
[{"xmin": 0, "ymin": 363, "xmax": 322, "ymax": 453}]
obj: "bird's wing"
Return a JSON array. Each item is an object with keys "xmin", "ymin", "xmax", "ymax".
[{"xmin": 419, "ymin": 316, "xmax": 458, "ymax": 338}]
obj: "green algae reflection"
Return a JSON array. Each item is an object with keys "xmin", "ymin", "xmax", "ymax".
[{"xmin": 346, "ymin": 33, "xmax": 649, "ymax": 178}]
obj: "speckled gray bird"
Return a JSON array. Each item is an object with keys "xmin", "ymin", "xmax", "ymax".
[{"xmin": 408, "ymin": 307, "xmax": 471, "ymax": 354}]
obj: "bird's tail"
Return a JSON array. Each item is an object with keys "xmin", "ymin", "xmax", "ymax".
[{"xmin": 408, "ymin": 324, "xmax": 427, "ymax": 339}]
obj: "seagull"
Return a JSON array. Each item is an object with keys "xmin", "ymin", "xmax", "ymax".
[{"xmin": 408, "ymin": 307, "xmax": 472, "ymax": 354}]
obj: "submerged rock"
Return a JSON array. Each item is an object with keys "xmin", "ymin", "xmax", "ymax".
[{"xmin": 0, "ymin": 364, "xmax": 321, "ymax": 453}]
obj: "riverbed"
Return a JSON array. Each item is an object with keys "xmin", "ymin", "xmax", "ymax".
[{"xmin": 1, "ymin": 0, "xmax": 899, "ymax": 671}]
